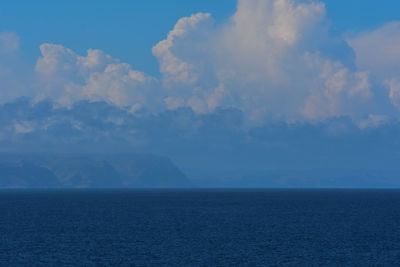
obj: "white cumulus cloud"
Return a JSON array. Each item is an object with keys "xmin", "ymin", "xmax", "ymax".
[
  {"xmin": 349, "ymin": 22, "xmax": 400, "ymax": 112},
  {"xmin": 349, "ymin": 22, "xmax": 400, "ymax": 80},
  {"xmin": 152, "ymin": 0, "xmax": 372, "ymax": 120},
  {"xmin": 153, "ymin": 13, "xmax": 213, "ymax": 87},
  {"xmin": 35, "ymin": 44, "xmax": 159, "ymax": 110}
]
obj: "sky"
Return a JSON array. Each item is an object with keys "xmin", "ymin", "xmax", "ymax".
[
  {"xmin": 1, "ymin": 0, "xmax": 400, "ymax": 186},
  {"xmin": 1, "ymin": 0, "xmax": 400, "ymax": 76},
  {"xmin": 0, "ymin": 0, "xmax": 237, "ymax": 75}
]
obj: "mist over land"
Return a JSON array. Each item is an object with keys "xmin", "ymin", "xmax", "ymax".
[
  {"xmin": 0, "ymin": 153, "xmax": 189, "ymax": 188},
  {"xmin": 0, "ymin": 98, "xmax": 400, "ymax": 188}
]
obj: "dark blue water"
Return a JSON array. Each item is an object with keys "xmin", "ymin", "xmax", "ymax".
[{"xmin": 1, "ymin": 190, "xmax": 400, "ymax": 265}]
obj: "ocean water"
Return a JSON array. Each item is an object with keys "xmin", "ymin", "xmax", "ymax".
[{"xmin": 1, "ymin": 189, "xmax": 400, "ymax": 266}]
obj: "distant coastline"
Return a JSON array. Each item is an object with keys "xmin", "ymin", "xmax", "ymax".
[{"xmin": 0, "ymin": 153, "xmax": 190, "ymax": 188}]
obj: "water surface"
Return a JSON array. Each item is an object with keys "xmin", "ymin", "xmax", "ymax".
[{"xmin": 1, "ymin": 189, "xmax": 400, "ymax": 265}]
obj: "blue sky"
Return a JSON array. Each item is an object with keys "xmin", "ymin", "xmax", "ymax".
[
  {"xmin": 0, "ymin": 0, "xmax": 236, "ymax": 75},
  {"xmin": 1, "ymin": 0, "xmax": 400, "ymax": 76}
]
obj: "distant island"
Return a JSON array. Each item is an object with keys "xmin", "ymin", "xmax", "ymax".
[{"xmin": 0, "ymin": 154, "xmax": 190, "ymax": 188}]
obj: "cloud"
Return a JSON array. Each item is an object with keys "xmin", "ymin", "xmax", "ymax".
[
  {"xmin": 152, "ymin": 0, "xmax": 372, "ymax": 120},
  {"xmin": 302, "ymin": 60, "xmax": 371, "ymax": 119},
  {"xmin": 387, "ymin": 79, "xmax": 400, "ymax": 110},
  {"xmin": 349, "ymin": 22, "xmax": 400, "ymax": 112},
  {"xmin": 349, "ymin": 22, "xmax": 400, "ymax": 80},
  {"xmin": 359, "ymin": 114, "xmax": 389, "ymax": 129},
  {"xmin": 35, "ymin": 44, "xmax": 159, "ymax": 110},
  {"xmin": 0, "ymin": 98, "xmax": 399, "ymax": 173},
  {"xmin": 14, "ymin": 121, "xmax": 35, "ymax": 134},
  {"xmin": 152, "ymin": 13, "xmax": 213, "ymax": 86},
  {"xmin": 0, "ymin": 0, "xmax": 399, "ymax": 123}
]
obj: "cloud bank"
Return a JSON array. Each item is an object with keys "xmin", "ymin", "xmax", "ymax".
[
  {"xmin": 2, "ymin": 0, "xmax": 400, "ymax": 125},
  {"xmin": 1, "ymin": 98, "xmax": 400, "ymax": 174}
]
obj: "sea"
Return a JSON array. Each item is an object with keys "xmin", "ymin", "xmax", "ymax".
[{"xmin": 1, "ymin": 189, "xmax": 400, "ymax": 266}]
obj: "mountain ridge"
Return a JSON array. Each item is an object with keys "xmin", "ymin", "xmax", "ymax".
[{"xmin": 0, "ymin": 154, "xmax": 190, "ymax": 188}]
